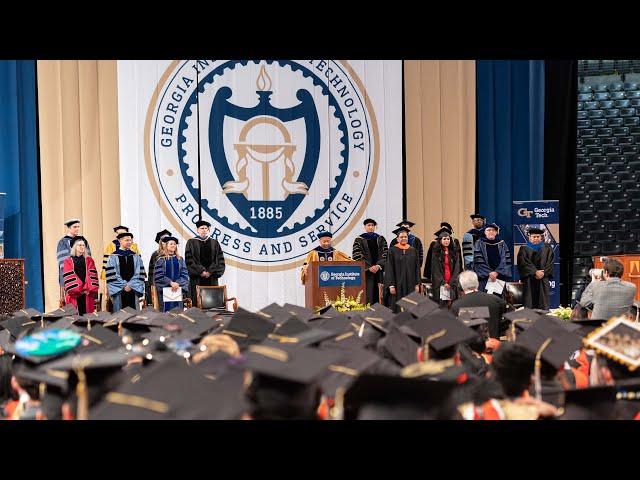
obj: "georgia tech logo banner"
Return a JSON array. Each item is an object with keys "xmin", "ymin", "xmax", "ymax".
[{"xmin": 117, "ymin": 60, "xmax": 402, "ymax": 309}]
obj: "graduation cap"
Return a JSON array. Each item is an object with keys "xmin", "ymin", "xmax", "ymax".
[
  {"xmin": 154, "ymin": 229, "xmax": 172, "ymax": 244},
  {"xmin": 12, "ymin": 308, "xmax": 43, "ymax": 319},
  {"xmin": 558, "ymin": 385, "xmax": 619, "ymax": 420},
  {"xmin": 271, "ymin": 316, "xmax": 309, "ymax": 337},
  {"xmin": 221, "ymin": 307, "xmax": 276, "ymax": 349},
  {"xmin": 282, "ymin": 303, "xmax": 319, "ymax": 323},
  {"xmin": 392, "ymin": 310, "xmax": 414, "ymax": 328},
  {"xmin": 470, "ymin": 214, "xmax": 486, "ymax": 220},
  {"xmin": 343, "ymin": 373, "xmax": 458, "ymax": 420},
  {"xmin": 318, "ymin": 329, "xmax": 368, "ymax": 351},
  {"xmin": 396, "ymin": 220, "xmax": 415, "ymax": 228},
  {"xmin": 392, "ymin": 226, "xmax": 411, "ymax": 237},
  {"xmin": 365, "ymin": 303, "xmax": 395, "ymax": 321},
  {"xmin": 457, "ymin": 306, "xmax": 491, "ymax": 320},
  {"xmin": 503, "ymin": 308, "xmax": 543, "ymax": 340},
  {"xmin": 243, "ymin": 344, "xmax": 345, "ymax": 385},
  {"xmin": 583, "ymin": 317, "xmax": 640, "ymax": 372},
  {"xmin": 76, "ymin": 325, "xmax": 126, "ymax": 351},
  {"xmin": 265, "ymin": 327, "xmax": 339, "ymax": 349},
  {"xmin": 315, "ymin": 305, "xmax": 342, "ymax": 318},
  {"xmin": 90, "ymin": 354, "xmax": 248, "ymax": 420},
  {"xmin": 570, "ymin": 317, "xmax": 608, "ymax": 337},
  {"xmin": 440, "ymin": 222, "xmax": 453, "ymax": 232},
  {"xmin": 400, "ymin": 358, "xmax": 467, "ymax": 383},
  {"xmin": 64, "ymin": 218, "xmax": 80, "ymax": 227},
  {"xmin": 434, "ymin": 227, "xmax": 451, "ymax": 239},
  {"xmin": 317, "ymin": 231, "xmax": 333, "ymax": 239},
  {"xmin": 195, "ymin": 220, "xmax": 211, "ymax": 228},
  {"xmin": 113, "ymin": 225, "xmax": 129, "ymax": 232},
  {"xmin": 396, "ymin": 291, "xmax": 428, "ymax": 310},
  {"xmin": 255, "ymin": 303, "xmax": 288, "ymax": 324},
  {"xmin": 527, "ymin": 227, "xmax": 545, "ymax": 235},
  {"xmin": 167, "ymin": 308, "xmax": 220, "ymax": 334},
  {"xmin": 318, "ymin": 348, "xmax": 381, "ymax": 398},
  {"xmin": 314, "ymin": 314, "xmax": 357, "ymax": 335},
  {"xmin": 457, "ymin": 308, "xmax": 490, "ymax": 337},
  {"xmin": 69, "ymin": 236, "xmax": 88, "ymax": 249},
  {"xmin": 516, "ymin": 316, "xmax": 583, "ymax": 370},
  {"xmin": 362, "ymin": 218, "xmax": 377, "ymax": 226},
  {"xmin": 403, "ymin": 310, "xmax": 480, "ymax": 357},
  {"xmin": 0, "ymin": 316, "xmax": 40, "ymax": 340},
  {"xmin": 376, "ymin": 324, "xmax": 420, "ymax": 367},
  {"xmin": 484, "ymin": 223, "xmax": 500, "ymax": 232},
  {"xmin": 43, "ymin": 304, "xmax": 78, "ymax": 320},
  {"xmin": 11, "ymin": 361, "xmax": 71, "ymax": 393},
  {"xmin": 116, "ymin": 232, "xmax": 133, "ymax": 240}
]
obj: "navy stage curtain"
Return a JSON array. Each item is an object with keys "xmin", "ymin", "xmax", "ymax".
[
  {"xmin": 0, "ymin": 60, "xmax": 43, "ymax": 310},
  {"xmin": 476, "ymin": 60, "xmax": 545, "ymax": 252}
]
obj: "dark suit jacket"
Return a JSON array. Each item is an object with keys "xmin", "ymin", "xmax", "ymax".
[{"xmin": 451, "ymin": 290, "xmax": 507, "ymax": 338}]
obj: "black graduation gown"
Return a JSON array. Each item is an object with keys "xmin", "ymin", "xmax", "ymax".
[
  {"xmin": 517, "ymin": 244, "xmax": 554, "ymax": 310},
  {"xmin": 430, "ymin": 244, "xmax": 462, "ymax": 303},
  {"xmin": 185, "ymin": 237, "xmax": 226, "ymax": 301},
  {"xmin": 352, "ymin": 234, "xmax": 389, "ymax": 304},
  {"xmin": 390, "ymin": 235, "xmax": 424, "ymax": 271},
  {"xmin": 146, "ymin": 250, "xmax": 160, "ymax": 305},
  {"xmin": 423, "ymin": 237, "xmax": 463, "ymax": 280},
  {"xmin": 383, "ymin": 245, "xmax": 421, "ymax": 313}
]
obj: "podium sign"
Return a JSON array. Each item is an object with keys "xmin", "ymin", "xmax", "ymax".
[{"xmin": 305, "ymin": 261, "xmax": 365, "ymax": 309}]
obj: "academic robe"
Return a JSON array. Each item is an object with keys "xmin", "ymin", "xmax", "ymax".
[
  {"xmin": 352, "ymin": 233, "xmax": 388, "ymax": 304},
  {"xmin": 56, "ymin": 235, "xmax": 92, "ymax": 287},
  {"xmin": 300, "ymin": 247, "xmax": 352, "ymax": 284},
  {"xmin": 105, "ymin": 252, "xmax": 146, "ymax": 311},
  {"xmin": 100, "ymin": 239, "xmax": 140, "ymax": 280},
  {"xmin": 473, "ymin": 238, "xmax": 512, "ymax": 295},
  {"xmin": 424, "ymin": 237, "xmax": 463, "ymax": 280},
  {"xmin": 517, "ymin": 243, "xmax": 554, "ymax": 310},
  {"xmin": 185, "ymin": 236, "xmax": 226, "ymax": 301},
  {"xmin": 390, "ymin": 234, "xmax": 424, "ymax": 271},
  {"xmin": 383, "ymin": 245, "xmax": 421, "ymax": 313},
  {"xmin": 146, "ymin": 250, "xmax": 161, "ymax": 306},
  {"xmin": 430, "ymin": 244, "xmax": 462, "ymax": 303},
  {"xmin": 62, "ymin": 256, "xmax": 99, "ymax": 315},
  {"xmin": 154, "ymin": 255, "xmax": 190, "ymax": 312}
]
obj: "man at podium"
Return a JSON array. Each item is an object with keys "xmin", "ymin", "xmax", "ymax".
[{"xmin": 300, "ymin": 231, "xmax": 351, "ymax": 284}]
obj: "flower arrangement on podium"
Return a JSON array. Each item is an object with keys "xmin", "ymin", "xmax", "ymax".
[
  {"xmin": 548, "ymin": 306, "xmax": 573, "ymax": 321},
  {"xmin": 318, "ymin": 283, "xmax": 369, "ymax": 313}
]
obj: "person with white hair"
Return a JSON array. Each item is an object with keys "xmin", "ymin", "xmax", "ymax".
[{"xmin": 451, "ymin": 270, "xmax": 507, "ymax": 339}]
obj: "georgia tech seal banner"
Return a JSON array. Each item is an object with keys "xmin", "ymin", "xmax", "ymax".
[
  {"xmin": 512, "ymin": 200, "xmax": 561, "ymax": 308},
  {"xmin": 117, "ymin": 60, "xmax": 403, "ymax": 309}
]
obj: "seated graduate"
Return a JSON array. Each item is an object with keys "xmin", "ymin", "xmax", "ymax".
[
  {"xmin": 62, "ymin": 236, "xmax": 99, "ymax": 315},
  {"xmin": 105, "ymin": 232, "xmax": 146, "ymax": 311},
  {"xmin": 154, "ymin": 236, "xmax": 190, "ymax": 312},
  {"xmin": 300, "ymin": 231, "xmax": 351, "ymax": 284}
]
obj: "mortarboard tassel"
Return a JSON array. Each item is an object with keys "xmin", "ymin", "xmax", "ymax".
[{"xmin": 534, "ymin": 338, "xmax": 553, "ymax": 402}]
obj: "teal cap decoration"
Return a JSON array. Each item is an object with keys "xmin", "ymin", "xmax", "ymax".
[{"xmin": 15, "ymin": 329, "xmax": 81, "ymax": 357}]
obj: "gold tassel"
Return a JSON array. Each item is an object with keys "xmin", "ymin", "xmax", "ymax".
[
  {"xmin": 422, "ymin": 329, "xmax": 447, "ymax": 361},
  {"xmin": 534, "ymin": 338, "xmax": 553, "ymax": 402}
]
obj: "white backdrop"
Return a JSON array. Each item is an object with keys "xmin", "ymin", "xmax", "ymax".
[{"xmin": 117, "ymin": 60, "xmax": 402, "ymax": 310}]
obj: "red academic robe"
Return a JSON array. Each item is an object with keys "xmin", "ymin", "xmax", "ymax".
[{"xmin": 62, "ymin": 256, "xmax": 99, "ymax": 313}]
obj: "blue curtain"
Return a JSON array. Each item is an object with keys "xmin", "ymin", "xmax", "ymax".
[
  {"xmin": 0, "ymin": 61, "xmax": 43, "ymax": 310},
  {"xmin": 476, "ymin": 60, "xmax": 545, "ymax": 251}
]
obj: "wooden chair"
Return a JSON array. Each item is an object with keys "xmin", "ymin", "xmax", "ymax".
[
  {"xmin": 151, "ymin": 285, "xmax": 193, "ymax": 311},
  {"xmin": 196, "ymin": 285, "xmax": 238, "ymax": 312}
]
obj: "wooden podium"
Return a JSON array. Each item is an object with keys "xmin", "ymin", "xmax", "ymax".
[
  {"xmin": 304, "ymin": 261, "xmax": 365, "ymax": 310},
  {"xmin": 0, "ymin": 259, "xmax": 26, "ymax": 314},
  {"xmin": 593, "ymin": 255, "xmax": 640, "ymax": 301}
]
